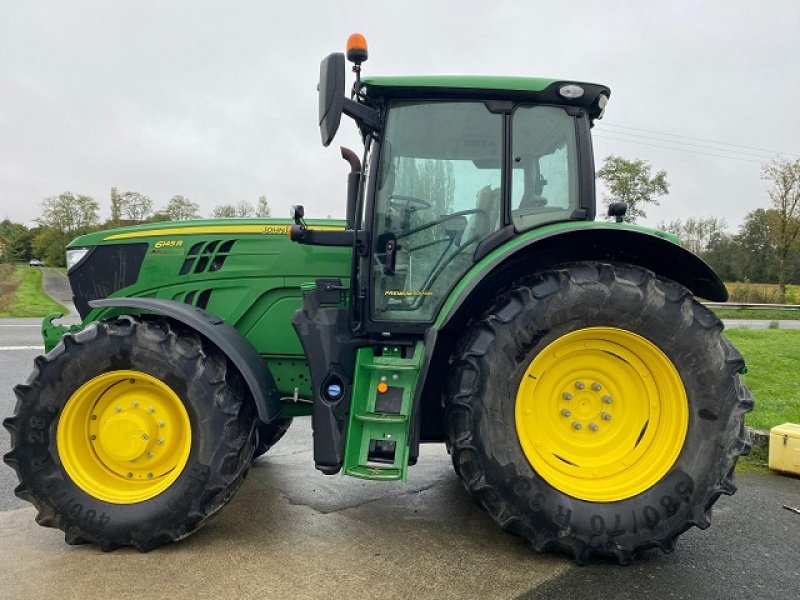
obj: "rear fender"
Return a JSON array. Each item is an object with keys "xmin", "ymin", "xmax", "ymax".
[
  {"xmin": 413, "ymin": 225, "xmax": 728, "ymax": 444},
  {"xmin": 89, "ymin": 298, "xmax": 282, "ymax": 424}
]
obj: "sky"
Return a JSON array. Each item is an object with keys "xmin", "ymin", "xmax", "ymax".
[{"xmin": 1, "ymin": 0, "xmax": 799, "ymax": 231}]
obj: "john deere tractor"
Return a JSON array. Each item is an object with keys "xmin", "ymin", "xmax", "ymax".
[{"xmin": 4, "ymin": 35, "xmax": 751, "ymax": 564}]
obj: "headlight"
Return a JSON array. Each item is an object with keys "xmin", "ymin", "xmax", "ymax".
[{"xmin": 66, "ymin": 247, "xmax": 90, "ymax": 270}]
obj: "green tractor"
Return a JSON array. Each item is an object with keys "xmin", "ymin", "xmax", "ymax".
[{"xmin": 4, "ymin": 35, "xmax": 751, "ymax": 564}]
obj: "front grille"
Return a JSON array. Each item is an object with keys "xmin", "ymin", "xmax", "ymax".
[{"xmin": 68, "ymin": 243, "xmax": 148, "ymax": 318}]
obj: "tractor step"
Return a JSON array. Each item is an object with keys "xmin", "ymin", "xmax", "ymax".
[{"xmin": 342, "ymin": 343, "xmax": 424, "ymax": 481}]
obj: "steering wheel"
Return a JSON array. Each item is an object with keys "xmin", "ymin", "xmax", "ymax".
[{"xmin": 389, "ymin": 194, "xmax": 432, "ymax": 210}]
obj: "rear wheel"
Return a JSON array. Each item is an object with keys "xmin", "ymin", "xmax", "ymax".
[
  {"xmin": 445, "ymin": 263, "xmax": 752, "ymax": 564},
  {"xmin": 3, "ymin": 315, "xmax": 256, "ymax": 551}
]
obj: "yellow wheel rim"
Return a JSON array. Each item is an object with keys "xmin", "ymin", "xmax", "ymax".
[
  {"xmin": 57, "ymin": 370, "xmax": 192, "ymax": 504},
  {"xmin": 515, "ymin": 327, "xmax": 688, "ymax": 502}
]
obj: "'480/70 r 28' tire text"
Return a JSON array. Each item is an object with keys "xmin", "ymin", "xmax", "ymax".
[{"xmin": 445, "ymin": 262, "xmax": 752, "ymax": 564}]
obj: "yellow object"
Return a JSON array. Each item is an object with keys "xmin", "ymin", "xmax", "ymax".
[
  {"xmin": 515, "ymin": 327, "xmax": 688, "ymax": 502},
  {"xmin": 769, "ymin": 423, "xmax": 800, "ymax": 475},
  {"xmin": 57, "ymin": 370, "xmax": 192, "ymax": 504},
  {"xmin": 104, "ymin": 224, "xmax": 344, "ymax": 241},
  {"xmin": 377, "ymin": 381, "xmax": 389, "ymax": 394}
]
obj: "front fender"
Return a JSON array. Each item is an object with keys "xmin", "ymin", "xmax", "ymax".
[{"xmin": 89, "ymin": 298, "xmax": 282, "ymax": 424}]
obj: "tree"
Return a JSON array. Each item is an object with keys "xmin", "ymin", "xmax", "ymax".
[
  {"xmin": 235, "ymin": 201, "xmax": 254, "ymax": 217},
  {"xmin": 109, "ymin": 187, "xmax": 122, "ymax": 224},
  {"xmin": 256, "ymin": 195, "xmax": 271, "ymax": 218},
  {"xmin": 35, "ymin": 192, "xmax": 100, "ymax": 266},
  {"xmin": 0, "ymin": 220, "xmax": 36, "ymax": 262},
  {"xmin": 658, "ymin": 217, "xmax": 727, "ymax": 255},
  {"xmin": 761, "ymin": 159, "xmax": 800, "ymax": 301},
  {"xmin": 119, "ymin": 191, "xmax": 153, "ymax": 223},
  {"xmin": 164, "ymin": 195, "xmax": 200, "ymax": 221},
  {"xmin": 211, "ymin": 204, "xmax": 237, "ymax": 218},
  {"xmin": 597, "ymin": 155, "xmax": 669, "ymax": 223},
  {"xmin": 735, "ymin": 208, "xmax": 778, "ymax": 283}
]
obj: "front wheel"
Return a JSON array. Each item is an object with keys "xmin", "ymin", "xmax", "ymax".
[
  {"xmin": 445, "ymin": 263, "xmax": 752, "ymax": 564},
  {"xmin": 3, "ymin": 316, "xmax": 256, "ymax": 551}
]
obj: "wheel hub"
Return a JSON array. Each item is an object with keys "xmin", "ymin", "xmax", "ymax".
[
  {"xmin": 515, "ymin": 327, "xmax": 688, "ymax": 502},
  {"xmin": 57, "ymin": 370, "xmax": 191, "ymax": 504}
]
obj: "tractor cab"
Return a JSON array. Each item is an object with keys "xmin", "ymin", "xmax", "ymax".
[{"xmin": 292, "ymin": 34, "xmax": 610, "ymax": 331}]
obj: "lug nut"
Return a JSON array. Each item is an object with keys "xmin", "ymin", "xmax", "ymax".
[
  {"xmin": 589, "ymin": 423, "xmax": 599, "ymax": 431},
  {"xmin": 601, "ymin": 412, "xmax": 612, "ymax": 421},
  {"xmin": 602, "ymin": 395, "xmax": 613, "ymax": 404},
  {"xmin": 561, "ymin": 408, "xmax": 571, "ymax": 417},
  {"xmin": 147, "ymin": 452, "xmax": 154, "ymax": 459},
  {"xmin": 159, "ymin": 421, "xmax": 165, "ymax": 428},
  {"xmin": 90, "ymin": 434, "xmax": 96, "ymax": 441},
  {"xmin": 562, "ymin": 392, "xmax": 572, "ymax": 401},
  {"xmin": 127, "ymin": 472, "xmax": 133, "ymax": 478},
  {"xmin": 147, "ymin": 473, "xmax": 153, "ymax": 479},
  {"xmin": 142, "ymin": 434, "xmax": 149, "ymax": 441},
  {"xmin": 575, "ymin": 381, "xmax": 586, "ymax": 390},
  {"xmin": 90, "ymin": 415, "xmax": 97, "ymax": 420},
  {"xmin": 131, "ymin": 401, "xmax": 138, "ymax": 408},
  {"xmin": 592, "ymin": 382, "xmax": 602, "ymax": 391},
  {"xmin": 157, "ymin": 438, "xmax": 165, "ymax": 445},
  {"xmin": 572, "ymin": 421, "xmax": 582, "ymax": 430},
  {"xmin": 148, "ymin": 406, "xmax": 155, "ymax": 414},
  {"xmin": 114, "ymin": 406, "xmax": 122, "ymax": 413}
]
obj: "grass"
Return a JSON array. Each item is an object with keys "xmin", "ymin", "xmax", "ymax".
[
  {"xmin": 0, "ymin": 264, "xmax": 68, "ymax": 318},
  {"xmin": 726, "ymin": 329, "xmax": 800, "ymax": 471},
  {"xmin": 726, "ymin": 329, "xmax": 800, "ymax": 430},
  {"xmin": 725, "ymin": 281, "xmax": 800, "ymax": 304}
]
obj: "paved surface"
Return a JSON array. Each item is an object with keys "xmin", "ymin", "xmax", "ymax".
[{"xmin": 40, "ymin": 268, "xmax": 79, "ymax": 318}]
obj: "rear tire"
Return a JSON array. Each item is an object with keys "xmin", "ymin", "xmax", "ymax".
[
  {"xmin": 3, "ymin": 315, "xmax": 256, "ymax": 551},
  {"xmin": 445, "ymin": 262, "xmax": 752, "ymax": 564}
]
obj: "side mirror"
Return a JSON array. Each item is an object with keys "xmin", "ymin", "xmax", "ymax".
[
  {"xmin": 318, "ymin": 53, "xmax": 379, "ymax": 147},
  {"xmin": 319, "ymin": 53, "xmax": 346, "ymax": 147}
]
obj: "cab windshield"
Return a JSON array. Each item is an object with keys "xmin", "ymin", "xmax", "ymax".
[{"xmin": 371, "ymin": 100, "xmax": 579, "ymax": 323}]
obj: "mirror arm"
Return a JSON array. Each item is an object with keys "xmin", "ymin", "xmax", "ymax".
[{"xmin": 342, "ymin": 98, "xmax": 379, "ymax": 132}]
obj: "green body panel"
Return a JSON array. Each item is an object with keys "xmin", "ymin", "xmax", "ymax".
[
  {"xmin": 343, "ymin": 343, "xmax": 424, "ymax": 481},
  {"xmin": 67, "ymin": 218, "xmax": 352, "ymax": 400},
  {"xmin": 434, "ymin": 221, "xmax": 680, "ymax": 329},
  {"xmin": 362, "ymin": 75, "xmax": 560, "ymax": 93}
]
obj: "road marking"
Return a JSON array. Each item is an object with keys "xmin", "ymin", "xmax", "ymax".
[{"xmin": 0, "ymin": 346, "xmax": 44, "ymax": 351}]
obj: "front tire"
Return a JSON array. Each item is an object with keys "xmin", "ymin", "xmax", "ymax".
[
  {"xmin": 445, "ymin": 263, "xmax": 752, "ymax": 564},
  {"xmin": 3, "ymin": 315, "xmax": 257, "ymax": 551}
]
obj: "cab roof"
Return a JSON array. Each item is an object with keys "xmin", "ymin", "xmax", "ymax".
[{"xmin": 361, "ymin": 75, "xmax": 611, "ymax": 121}]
